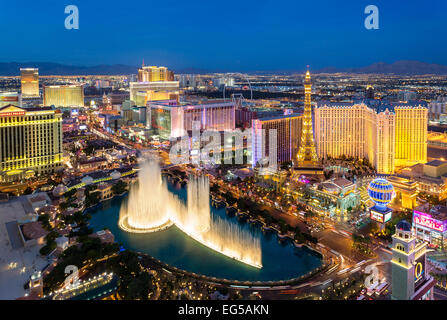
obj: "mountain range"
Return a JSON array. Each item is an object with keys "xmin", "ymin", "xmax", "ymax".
[{"xmin": 0, "ymin": 60, "xmax": 447, "ymax": 76}]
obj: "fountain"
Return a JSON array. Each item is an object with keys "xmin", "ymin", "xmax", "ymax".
[{"xmin": 118, "ymin": 160, "xmax": 262, "ymax": 268}]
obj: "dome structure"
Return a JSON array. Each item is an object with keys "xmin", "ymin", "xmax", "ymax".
[
  {"xmin": 396, "ymin": 220, "xmax": 412, "ymax": 232},
  {"xmin": 368, "ymin": 178, "xmax": 395, "ymax": 210}
]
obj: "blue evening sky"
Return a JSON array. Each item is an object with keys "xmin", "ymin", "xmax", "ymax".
[{"xmin": 0, "ymin": 0, "xmax": 446, "ymax": 71}]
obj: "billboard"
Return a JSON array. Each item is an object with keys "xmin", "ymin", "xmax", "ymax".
[
  {"xmin": 414, "ymin": 253, "xmax": 426, "ymax": 290},
  {"xmin": 413, "ymin": 211, "xmax": 446, "ymax": 232},
  {"xmin": 370, "ymin": 208, "xmax": 392, "ymax": 224}
]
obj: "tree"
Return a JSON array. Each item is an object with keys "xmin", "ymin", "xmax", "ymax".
[
  {"xmin": 112, "ymin": 180, "xmax": 128, "ymax": 195},
  {"xmin": 39, "ymin": 241, "xmax": 56, "ymax": 256},
  {"xmin": 38, "ymin": 214, "xmax": 52, "ymax": 231}
]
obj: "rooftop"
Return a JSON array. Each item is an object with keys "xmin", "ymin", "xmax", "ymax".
[
  {"xmin": 416, "ymin": 203, "xmax": 447, "ymax": 221},
  {"xmin": 425, "ymin": 160, "xmax": 447, "ymax": 167}
]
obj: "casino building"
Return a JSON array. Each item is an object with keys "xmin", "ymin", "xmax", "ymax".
[
  {"xmin": 0, "ymin": 105, "xmax": 63, "ymax": 182},
  {"xmin": 20, "ymin": 68, "xmax": 39, "ymax": 98},
  {"xmin": 391, "ymin": 220, "xmax": 435, "ymax": 300},
  {"xmin": 412, "ymin": 203, "xmax": 447, "ymax": 250},
  {"xmin": 314, "ymin": 102, "xmax": 427, "ymax": 174},
  {"xmin": 147, "ymin": 99, "xmax": 235, "ymax": 140},
  {"xmin": 251, "ymin": 113, "xmax": 302, "ymax": 166},
  {"xmin": 43, "ymin": 84, "xmax": 84, "ymax": 107}
]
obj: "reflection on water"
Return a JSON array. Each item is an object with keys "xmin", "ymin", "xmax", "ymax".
[{"xmin": 88, "ymin": 176, "xmax": 323, "ymax": 281}]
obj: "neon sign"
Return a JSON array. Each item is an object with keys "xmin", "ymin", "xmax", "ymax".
[
  {"xmin": 0, "ymin": 111, "xmax": 25, "ymax": 117},
  {"xmin": 413, "ymin": 211, "xmax": 445, "ymax": 232},
  {"xmin": 370, "ymin": 210, "xmax": 384, "ymax": 223}
]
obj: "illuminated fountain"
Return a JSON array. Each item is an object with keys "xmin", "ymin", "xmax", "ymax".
[{"xmin": 118, "ymin": 160, "xmax": 262, "ymax": 268}]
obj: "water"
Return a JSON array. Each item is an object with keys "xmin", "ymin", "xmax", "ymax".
[
  {"xmin": 89, "ymin": 181, "xmax": 323, "ymax": 282},
  {"xmin": 119, "ymin": 161, "xmax": 262, "ymax": 267}
]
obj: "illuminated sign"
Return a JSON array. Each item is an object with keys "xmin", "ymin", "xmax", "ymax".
[
  {"xmin": 370, "ymin": 210, "xmax": 384, "ymax": 223},
  {"xmin": 414, "ymin": 254, "xmax": 426, "ymax": 290},
  {"xmin": 413, "ymin": 211, "xmax": 446, "ymax": 232},
  {"xmin": 0, "ymin": 111, "xmax": 25, "ymax": 117},
  {"xmin": 370, "ymin": 209, "xmax": 392, "ymax": 224},
  {"xmin": 384, "ymin": 212, "xmax": 392, "ymax": 223},
  {"xmin": 0, "ymin": 96, "xmax": 19, "ymax": 101}
]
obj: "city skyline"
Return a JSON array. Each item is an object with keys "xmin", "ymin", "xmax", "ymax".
[{"xmin": 1, "ymin": 1, "xmax": 447, "ymax": 306}]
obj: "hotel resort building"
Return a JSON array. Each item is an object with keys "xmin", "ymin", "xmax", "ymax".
[
  {"xmin": 0, "ymin": 105, "xmax": 63, "ymax": 182},
  {"xmin": 251, "ymin": 113, "xmax": 302, "ymax": 166},
  {"xmin": 147, "ymin": 99, "xmax": 236, "ymax": 140},
  {"xmin": 130, "ymin": 66, "xmax": 179, "ymax": 105},
  {"xmin": 43, "ymin": 84, "xmax": 84, "ymax": 107},
  {"xmin": 305, "ymin": 177, "xmax": 361, "ymax": 216},
  {"xmin": 314, "ymin": 102, "xmax": 427, "ymax": 174},
  {"xmin": 20, "ymin": 68, "xmax": 39, "ymax": 98}
]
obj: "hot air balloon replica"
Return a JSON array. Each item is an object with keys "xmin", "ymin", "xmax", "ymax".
[{"xmin": 368, "ymin": 178, "xmax": 395, "ymax": 228}]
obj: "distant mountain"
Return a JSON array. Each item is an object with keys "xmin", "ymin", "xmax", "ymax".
[
  {"xmin": 0, "ymin": 62, "xmax": 215, "ymax": 76},
  {"xmin": 315, "ymin": 60, "xmax": 447, "ymax": 75},
  {"xmin": 1, "ymin": 60, "xmax": 446, "ymax": 76},
  {"xmin": 0, "ymin": 62, "xmax": 139, "ymax": 76}
]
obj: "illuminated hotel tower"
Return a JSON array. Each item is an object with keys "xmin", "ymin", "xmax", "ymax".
[
  {"xmin": 314, "ymin": 103, "xmax": 427, "ymax": 174},
  {"xmin": 0, "ymin": 105, "xmax": 63, "ymax": 182},
  {"xmin": 43, "ymin": 85, "xmax": 84, "ymax": 107},
  {"xmin": 20, "ymin": 68, "xmax": 39, "ymax": 97},
  {"xmin": 296, "ymin": 69, "xmax": 318, "ymax": 167},
  {"xmin": 394, "ymin": 106, "xmax": 427, "ymax": 168}
]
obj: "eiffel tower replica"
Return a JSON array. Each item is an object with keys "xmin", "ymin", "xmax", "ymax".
[{"xmin": 293, "ymin": 68, "xmax": 323, "ymax": 177}]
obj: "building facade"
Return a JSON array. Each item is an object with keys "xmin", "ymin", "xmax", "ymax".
[
  {"xmin": 0, "ymin": 105, "xmax": 63, "ymax": 182},
  {"xmin": 43, "ymin": 85, "xmax": 84, "ymax": 107},
  {"xmin": 314, "ymin": 102, "xmax": 427, "ymax": 174},
  {"xmin": 20, "ymin": 68, "xmax": 39, "ymax": 98},
  {"xmin": 138, "ymin": 66, "xmax": 174, "ymax": 82},
  {"xmin": 394, "ymin": 106, "xmax": 428, "ymax": 168},
  {"xmin": 251, "ymin": 114, "xmax": 302, "ymax": 167},
  {"xmin": 413, "ymin": 203, "xmax": 447, "ymax": 250},
  {"xmin": 148, "ymin": 100, "xmax": 236, "ymax": 140},
  {"xmin": 315, "ymin": 103, "xmax": 377, "ymax": 165}
]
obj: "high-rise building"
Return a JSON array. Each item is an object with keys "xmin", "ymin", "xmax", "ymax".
[
  {"xmin": 251, "ymin": 114, "xmax": 302, "ymax": 167},
  {"xmin": 43, "ymin": 85, "xmax": 84, "ymax": 107},
  {"xmin": 148, "ymin": 100, "xmax": 235, "ymax": 140},
  {"xmin": 314, "ymin": 102, "xmax": 427, "ymax": 174},
  {"xmin": 394, "ymin": 106, "xmax": 427, "ymax": 168},
  {"xmin": 0, "ymin": 105, "xmax": 63, "ymax": 182},
  {"xmin": 391, "ymin": 220, "xmax": 435, "ymax": 300},
  {"xmin": 131, "ymin": 65, "xmax": 179, "ymax": 106},
  {"xmin": 296, "ymin": 69, "xmax": 318, "ymax": 167},
  {"xmin": 20, "ymin": 68, "xmax": 39, "ymax": 98},
  {"xmin": 314, "ymin": 103, "xmax": 377, "ymax": 165},
  {"xmin": 138, "ymin": 66, "xmax": 174, "ymax": 82},
  {"xmin": 428, "ymin": 98, "xmax": 447, "ymax": 121},
  {"xmin": 376, "ymin": 109, "xmax": 395, "ymax": 174},
  {"xmin": 365, "ymin": 85, "xmax": 375, "ymax": 99}
]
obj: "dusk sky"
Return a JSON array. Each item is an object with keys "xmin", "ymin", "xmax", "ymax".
[{"xmin": 1, "ymin": 0, "xmax": 446, "ymax": 71}]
